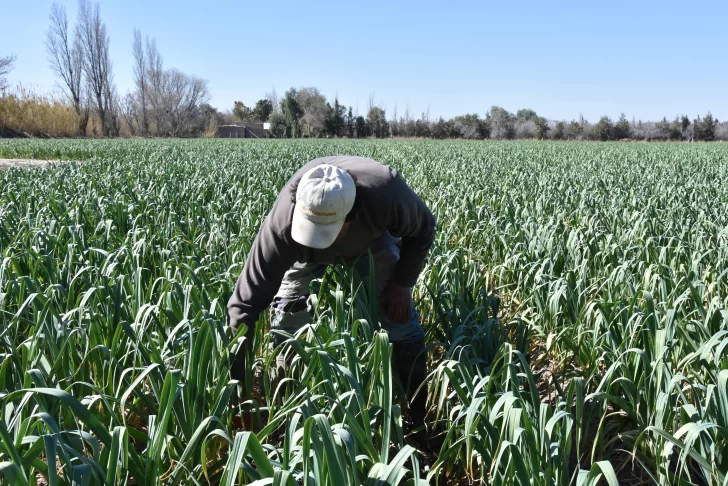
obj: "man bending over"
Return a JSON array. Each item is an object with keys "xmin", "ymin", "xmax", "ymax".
[{"xmin": 227, "ymin": 155, "xmax": 436, "ymax": 448}]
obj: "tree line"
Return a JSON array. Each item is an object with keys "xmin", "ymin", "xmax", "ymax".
[
  {"xmin": 226, "ymin": 92, "xmax": 727, "ymax": 142},
  {"xmin": 1, "ymin": 1, "xmax": 726, "ymax": 141}
]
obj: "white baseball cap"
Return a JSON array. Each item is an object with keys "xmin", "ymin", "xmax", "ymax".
[{"xmin": 291, "ymin": 164, "xmax": 356, "ymax": 249}]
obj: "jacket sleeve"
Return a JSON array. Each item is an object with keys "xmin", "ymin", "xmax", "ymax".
[
  {"xmin": 384, "ymin": 171, "xmax": 436, "ymax": 287},
  {"xmin": 226, "ymin": 219, "xmax": 300, "ymax": 337}
]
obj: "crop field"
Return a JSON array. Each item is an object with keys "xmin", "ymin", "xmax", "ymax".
[{"xmin": 0, "ymin": 139, "xmax": 726, "ymax": 485}]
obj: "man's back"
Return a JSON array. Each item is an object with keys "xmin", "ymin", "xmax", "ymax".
[{"xmin": 266, "ymin": 155, "xmax": 399, "ymax": 262}]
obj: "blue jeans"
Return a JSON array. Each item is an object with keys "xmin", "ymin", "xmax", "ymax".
[{"xmin": 270, "ymin": 232, "xmax": 425, "ymax": 345}]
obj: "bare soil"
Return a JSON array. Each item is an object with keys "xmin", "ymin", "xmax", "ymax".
[{"xmin": 0, "ymin": 158, "xmax": 72, "ymax": 169}]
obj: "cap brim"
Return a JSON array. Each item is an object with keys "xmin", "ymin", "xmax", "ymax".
[{"xmin": 291, "ymin": 212, "xmax": 345, "ymax": 249}]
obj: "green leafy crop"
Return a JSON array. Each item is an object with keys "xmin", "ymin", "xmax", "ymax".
[{"xmin": 0, "ymin": 139, "xmax": 726, "ymax": 485}]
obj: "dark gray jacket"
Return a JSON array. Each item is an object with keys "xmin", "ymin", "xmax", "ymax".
[{"xmin": 226, "ymin": 155, "xmax": 436, "ymax": 334}]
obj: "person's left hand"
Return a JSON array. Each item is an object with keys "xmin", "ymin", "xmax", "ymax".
[{"xmin": 380, "ymin": 282, "xmax": 412, "ymax": 323}]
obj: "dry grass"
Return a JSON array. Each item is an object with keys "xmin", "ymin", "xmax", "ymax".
[{"xmin": 0, "ymin": 83, "xmax": 82, "ymax": 137}]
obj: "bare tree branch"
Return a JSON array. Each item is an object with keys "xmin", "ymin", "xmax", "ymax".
[
  {"xmin": 77, "ymin": 0, "xmax": 117, "ymax": 136},
  {"xmin": 119, "ymin": 91, "xmax": 137, "ymax": 135},
  {"xmin": 144, "ymin": 36, "xmax": 165, "ymax": 132},
  {"xmin": 46, "ymin": 3, "xmax": 88, "ymax": 134},
  {"xmin": 266, "ymin": 87, "xmax": 279, "ymax": 114},
  {"xmin": 132, "ymin": 28, "xmax": 149, "ymax": 135},
  {"xmin": 0, "ymin": 54, "xmax": 17, "ymax": 91}
]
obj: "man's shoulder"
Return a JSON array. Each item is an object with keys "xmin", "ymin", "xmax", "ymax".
[
  {"xmin": 294, "ymin": 155, "xmax": 396, "ymax": 185},
  {"xmin": 330, "ymin": 156, "xmax": 396, "ymax": 188}
]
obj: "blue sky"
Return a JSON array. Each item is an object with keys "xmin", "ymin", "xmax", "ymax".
[{"xmin": 1, "ymin": 0, "xmax": 726, "ymax": 122}]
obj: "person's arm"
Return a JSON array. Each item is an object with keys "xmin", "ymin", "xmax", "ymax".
[
  {"xmin": 385, "ymin": 170, "xmax": 437, "ymax": 287},
  {"xmin": 227, "ymin": 219, "xmax": 299, "ymax": 378}
]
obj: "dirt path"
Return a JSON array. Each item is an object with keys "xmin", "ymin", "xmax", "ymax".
[{"xmin": 0, "ymin": 159, "xmax": 73, "ymax": 169}]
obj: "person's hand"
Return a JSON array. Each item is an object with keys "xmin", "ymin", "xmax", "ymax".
[{"xmin": 380, "ymin": 282, "xmax": 412, "ymax": 323}]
